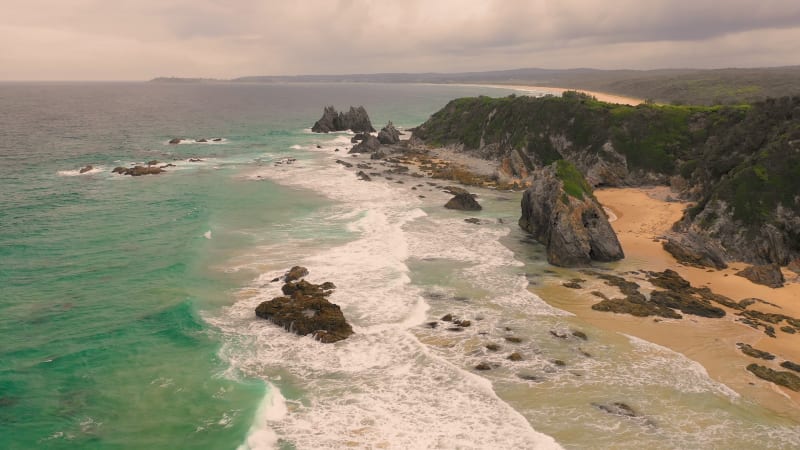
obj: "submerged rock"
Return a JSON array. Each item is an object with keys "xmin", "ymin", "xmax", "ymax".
[
  {"xmin": 444, "ymin": 192, "xmax": 482, "ymax": 211},
  {"xmin": 168, "ymin": 138, "xmax": 182, "ymax": 144},
  {"xmin": 519, "ymin": 162, "xmax": 623, "ymax": 267},
  {"xmin": 79, "ymin": 165, "xmax": 94, "ymax": 174},
  {"xmin": 312, "ymin": 106, "xmax": 375, "ymax": 133},
  {"xmin": 736, "ymin": 264, "xmax": 785, "ymax": 288},
  {"xmin": 254, "ymin": 269, "xmax": 353, "ymax": 343},
  {"xmin": 592, "ymin": 402, "xmax": 638, "ymax": 418},
  {"xmin": 112, "ymin": 165, "xmax": 165, "ymax": 176}
]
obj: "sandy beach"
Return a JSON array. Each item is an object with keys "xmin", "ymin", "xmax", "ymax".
[
  {"xmin": 585, "ymin": 188, "xmax": 800, "ymax": 411},
  {"xmin": 453, "ymin": 83, "xmax": 643, "ymax": 106}
]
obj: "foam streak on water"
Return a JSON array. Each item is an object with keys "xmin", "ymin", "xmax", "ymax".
[{"xmin": 210, "ymin": 138, "xmax": 562, "ymax": 448}]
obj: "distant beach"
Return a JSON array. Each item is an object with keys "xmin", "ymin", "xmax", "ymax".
[{"xmin": 451, "ymin": 83, "xmax": 644, "ymax": 106}]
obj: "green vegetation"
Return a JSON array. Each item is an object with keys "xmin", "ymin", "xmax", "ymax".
[
  {"xmin": 416, "ymin": 92, "xmax": 742, "ymax": 175},
  {"xmin": 415, "ymin": 93, "xmax": 800, "ymax": 252},
  {"xmin": 555, "ymin": 160, "xmax": 592, "ymax": 200}
]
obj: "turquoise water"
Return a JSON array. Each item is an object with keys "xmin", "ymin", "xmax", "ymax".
[
  {"xmin": 3, "ymin": 82, "xmax": 799, "ymax": 449},
  {"xmin": 0, "ymin": 82, "xmax": 515, "ymax": 448}
]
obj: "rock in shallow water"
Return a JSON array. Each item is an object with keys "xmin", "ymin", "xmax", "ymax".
[
  {"xmin": 255, "ymin": 270, "xmax": 353, "ymax": 343},
  {"xmin": 444, "ymin": 192, "xmax": 482, "ymax": 211}
]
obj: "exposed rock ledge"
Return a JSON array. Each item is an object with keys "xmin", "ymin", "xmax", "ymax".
[
  {"xmin": 255, "ymin": 267, "xmax": 353, "ymax": 343},
  {"xmin": 519, "ymin": 161, "xmax": 624, "ymax": 267}
]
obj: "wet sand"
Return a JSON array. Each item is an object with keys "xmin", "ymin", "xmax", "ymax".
[{"xmin": 580, "ymin": 187, "xmax": 800, "ymax": 412}]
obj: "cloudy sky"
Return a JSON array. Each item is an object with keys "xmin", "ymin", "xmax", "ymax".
[{"xmin": 2, "ymin": 0, "xmax": 800, "ymax": 80}]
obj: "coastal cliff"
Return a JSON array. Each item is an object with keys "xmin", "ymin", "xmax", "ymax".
[
  {"xmin": 519, "ymin": 161, "xmax": 624, "ymax": 266},
  {"xmin": 413, "ymin": 93, "xmax": 800, "ymax": 266}
]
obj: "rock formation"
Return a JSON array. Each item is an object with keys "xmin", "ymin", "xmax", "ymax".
[
  {"xmin": 377, "ymin": 121, "xmax": 401, "ymax": 144},
  {"xmin": 444, "ymin": 192, "xmax": 482, "ymax": 211},
  {"xmin": 349, "ymin": 134, "xmax": 380, "ymax": 153},
  {"xmin": 255, "ymin": 268, "xmax": 353, "ymax": 343},
  {"xmin": 79, "ymin": 165, "xmax": 94, "ymax": 174},
  {"xmin": 312, "ymin": 106, "xmax": 375, "ymax": 133},
  {"xmin": 112, "ymin": 165, "xmax": 165, "ymax": 176},
  {"xmin": 736, "ymin": 264, "xmax": 785, "ymax": 288},
  {"xmin": 519, "ymin": 161, "xmax": 623, "ymax": 266},
  {"xmin": 662, "ymin": 233, "xmax": 728, "ymax": 269}
]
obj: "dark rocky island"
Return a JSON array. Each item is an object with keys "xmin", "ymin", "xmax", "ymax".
[
  {"xmin": 312, "ymin": 105, "xmax": 375, "ymax": 133},
  {"xmin": 255, "ymin": 267, "xmax": 353, "ymax": 343}
]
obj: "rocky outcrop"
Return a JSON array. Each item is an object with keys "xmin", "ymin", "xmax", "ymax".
[
  {"xmin": 413, "ymin": 94, "xmax": 800, "ymax": 267},
  {"xmin": 444, "ymin": 192, "xmax": 482, "ymax": 211},
  {"xmin": 254, "ymin": 270, "xmax": 353, "ymax": 343},
  {"xmin": 588, "ymin": 269, "xmax": 728, "ymax": 319},
  {"xmin": 312, "ymin": 106, "xmax": 375, "ymax": 133},
  {"xmin": 737, "ymin": 343, "xmax": 775, "ymax": 360},
  {"xmin": 112, "ymin": 165, "xmax": 165, "ymax": 176},
  {"xmin": 168, "ymin": 138, "xmax": 182, "ymax": 144},
  {"xmin": 747, "ymin": 364, "xmax": 800, "ymax": 391},
  {"xmin": 377, "ymin": 121, "xmax": 401, "ymax": 144},
  {"xmin": 662, "ymin": 233, "xmax": 727, "ymax": 269},
  {"xmin": 736, "ymin": 264, "xmax": 785, "ymax": 288},
  {"xmin": 79, "ymin": 165, "xmax": 94, "ymax": 174},
  {"xmin": 349, "ymin": 134, "xmax": 380, "ymax": 154},
  {"xmin": 519, "ymin": 162, "xmax": 623, "ymax": 267}
]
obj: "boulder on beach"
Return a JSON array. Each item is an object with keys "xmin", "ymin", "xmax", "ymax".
[
  {"xmin": 736, "ymin": 264, "xmax": 785, "ymax": 288},
  {"xmin": 519, "ymin": 161, "xmax": 623, "ymax": 267},
  {"xmin": 312, "ymin": 106, "xmax": 375, "ymax": 133},
  {"xmin": 662, "ymin": 234, "xmax": 727, "ymax": 270},
  {"xmin": 444, "ymin": 192, "xmax": 482, "ymax": 211},
  {"xmin": 254, "ymin": 269, "xmax": 353, "ymax": 343}
]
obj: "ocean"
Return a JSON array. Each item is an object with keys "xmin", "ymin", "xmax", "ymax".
[{"xmin": 1, "ymin": 82, "xmax": 798, "ymax": 449}]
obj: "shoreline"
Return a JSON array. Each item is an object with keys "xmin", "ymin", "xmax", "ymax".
[
  {"xmin": 449, "ymin": 83, "xmax": 643, "ymax": 106},
  {"xmin": 591, "ymin": 188, "xmax": 800, "ymax": 410},
  {"xmin": 386, "ymin": 142, "xmax": 800, "ymax": 417}
]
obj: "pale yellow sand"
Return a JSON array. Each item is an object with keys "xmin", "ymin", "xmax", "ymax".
[{"xmin": 588, "ymin": 187, "xmax": 800, "ymax": 410}]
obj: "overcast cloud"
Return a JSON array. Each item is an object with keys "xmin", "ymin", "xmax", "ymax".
[{"xmin": 2, "ymin": 0, "xmax": 800, "ymax": 80}]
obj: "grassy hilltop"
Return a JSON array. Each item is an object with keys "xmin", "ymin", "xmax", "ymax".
[{"xmin": 414, "ymin": 92, "xmax": 800, "ymax": 263}]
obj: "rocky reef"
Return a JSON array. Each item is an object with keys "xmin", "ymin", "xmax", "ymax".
[
  {"xmin": 112, "ymin": 165, "xmax": 165, "ymax": 176},
  {"xmin": 519, "ymin": 161, "xmax": 623, "ymax": 267},
  {"xmin": 255, "ymin": 267, "xmax": 353, "ymax": 343},
  {"xmin": 312, "ymin": 106, "xmax": 375, "ymax": 133}
]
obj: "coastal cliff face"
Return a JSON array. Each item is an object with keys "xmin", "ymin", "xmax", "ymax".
[
  {"xmin": 519, "ymin": 161, "xmax": 624, "ymax": 267},
  {"xmin": 414, "ymin": 93, "xmax": 800, "ymax": 265}
]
